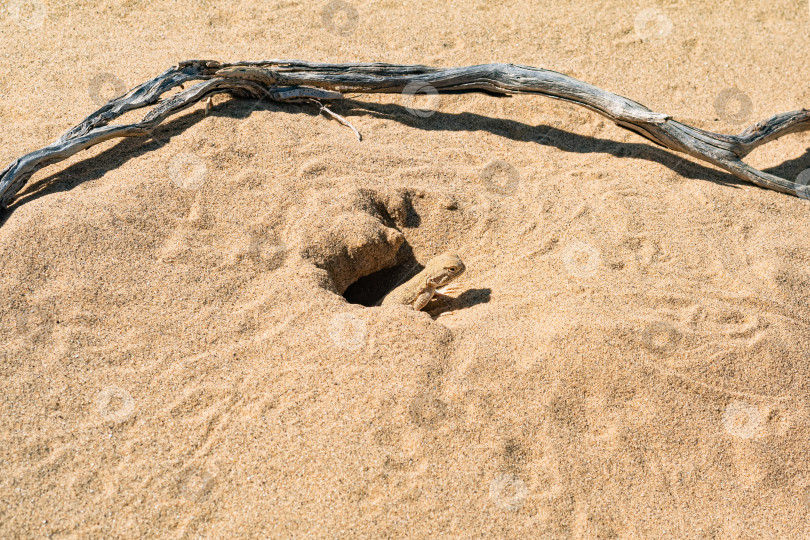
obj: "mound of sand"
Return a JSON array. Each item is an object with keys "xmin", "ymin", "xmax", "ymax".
[{"xmin": 2, "ymin": 0, "xmax": 810, "ymax": 537}]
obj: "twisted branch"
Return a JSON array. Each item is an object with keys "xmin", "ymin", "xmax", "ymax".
[{"xmin": 1, "ymin": 59, "xmax": 808, "ymax": 208}]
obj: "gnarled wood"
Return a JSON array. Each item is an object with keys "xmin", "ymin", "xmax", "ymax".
[{"xmin": 1, "ymin": 60, "xmax": 808, "ymax": 208}]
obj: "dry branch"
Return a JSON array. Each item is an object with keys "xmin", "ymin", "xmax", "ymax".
[{"xmin": 1, "ymin": 59, "xmax": 808, "ymax": 208}]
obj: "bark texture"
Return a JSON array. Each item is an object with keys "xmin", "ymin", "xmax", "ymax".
[{"xmin": 1, "ymin": 60, "xmax": 808, "ymax": 207}]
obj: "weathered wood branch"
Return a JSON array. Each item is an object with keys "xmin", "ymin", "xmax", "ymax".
[{"xmin": 1, "ymin": 60, "xmax": 808, "ymax": 208}]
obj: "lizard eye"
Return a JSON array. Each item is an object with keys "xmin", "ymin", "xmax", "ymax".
[{"xmin": 448, "ymin": 266, "xmax": 457, "ymax": 272}]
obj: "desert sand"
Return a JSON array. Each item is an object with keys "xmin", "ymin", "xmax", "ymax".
[{"xmin": 2, "ymin": 0, "xmax": 810, "ymax": 537}]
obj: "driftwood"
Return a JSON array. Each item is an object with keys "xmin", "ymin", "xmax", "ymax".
[{"xmin": 1, "ymin": 60, "xmax": 809, "ymax": 208}]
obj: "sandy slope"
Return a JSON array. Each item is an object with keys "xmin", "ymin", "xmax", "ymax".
[{"xmin": 2, "ymin": 0, "xmax": 810, "ymax": 537}]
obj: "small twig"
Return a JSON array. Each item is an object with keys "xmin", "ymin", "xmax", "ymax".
[{"xmin": 309, "ymin": 98, "xmax": 362, "ymax": 141}]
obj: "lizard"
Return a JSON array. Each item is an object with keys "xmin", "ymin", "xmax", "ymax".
[{"xmin": 380, "ymin": 252, "xmax": 466, "ymax": 311}]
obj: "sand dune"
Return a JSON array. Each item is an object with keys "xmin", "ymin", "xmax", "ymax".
[{"xmin": 2, "ymin": 0, "xmax": 810, "ymax": 537}]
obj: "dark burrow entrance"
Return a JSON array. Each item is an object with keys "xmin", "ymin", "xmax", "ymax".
[
  {"xmin": 341, "ymin": 246, "xmax": 423, "ymax": 307},
  {"xmin": 309, "ymin": 185, "xmax": 484, "ymax": 309}
]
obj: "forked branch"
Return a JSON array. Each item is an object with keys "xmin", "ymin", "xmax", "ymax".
[{"xmin": 1, "ymin": 59, "xmax": 808, "ymax": 208}]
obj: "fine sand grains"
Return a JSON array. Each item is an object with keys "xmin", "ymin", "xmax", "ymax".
[{"xmin": 2, "ymin": 1, "xmax": 810, "ymax": 537}]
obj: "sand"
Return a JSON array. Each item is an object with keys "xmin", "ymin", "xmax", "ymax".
[{"xmin": 2, "ymin": 0, "xmax": 810, "ymax": 537}]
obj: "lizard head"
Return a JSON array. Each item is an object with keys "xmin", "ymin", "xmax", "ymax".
[{"xmin": 427, "ymin": 252, "xmax": 466, "ymax": 287}]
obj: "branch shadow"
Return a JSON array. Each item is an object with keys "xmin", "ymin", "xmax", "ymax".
[
  {"xmin": 336, "ymin": 99, "xmax": 751, "ymax": 190},
  {"xmin": 0, "ymin": 99, "xmax": 310, "ymax": 227},
  {"xmin": 3, "ymin": 94, "xmax": 806, "ymax": 228},
  {"xmin": 760, "ymin": 147, "xmax": 810, "ymax": 182}
]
